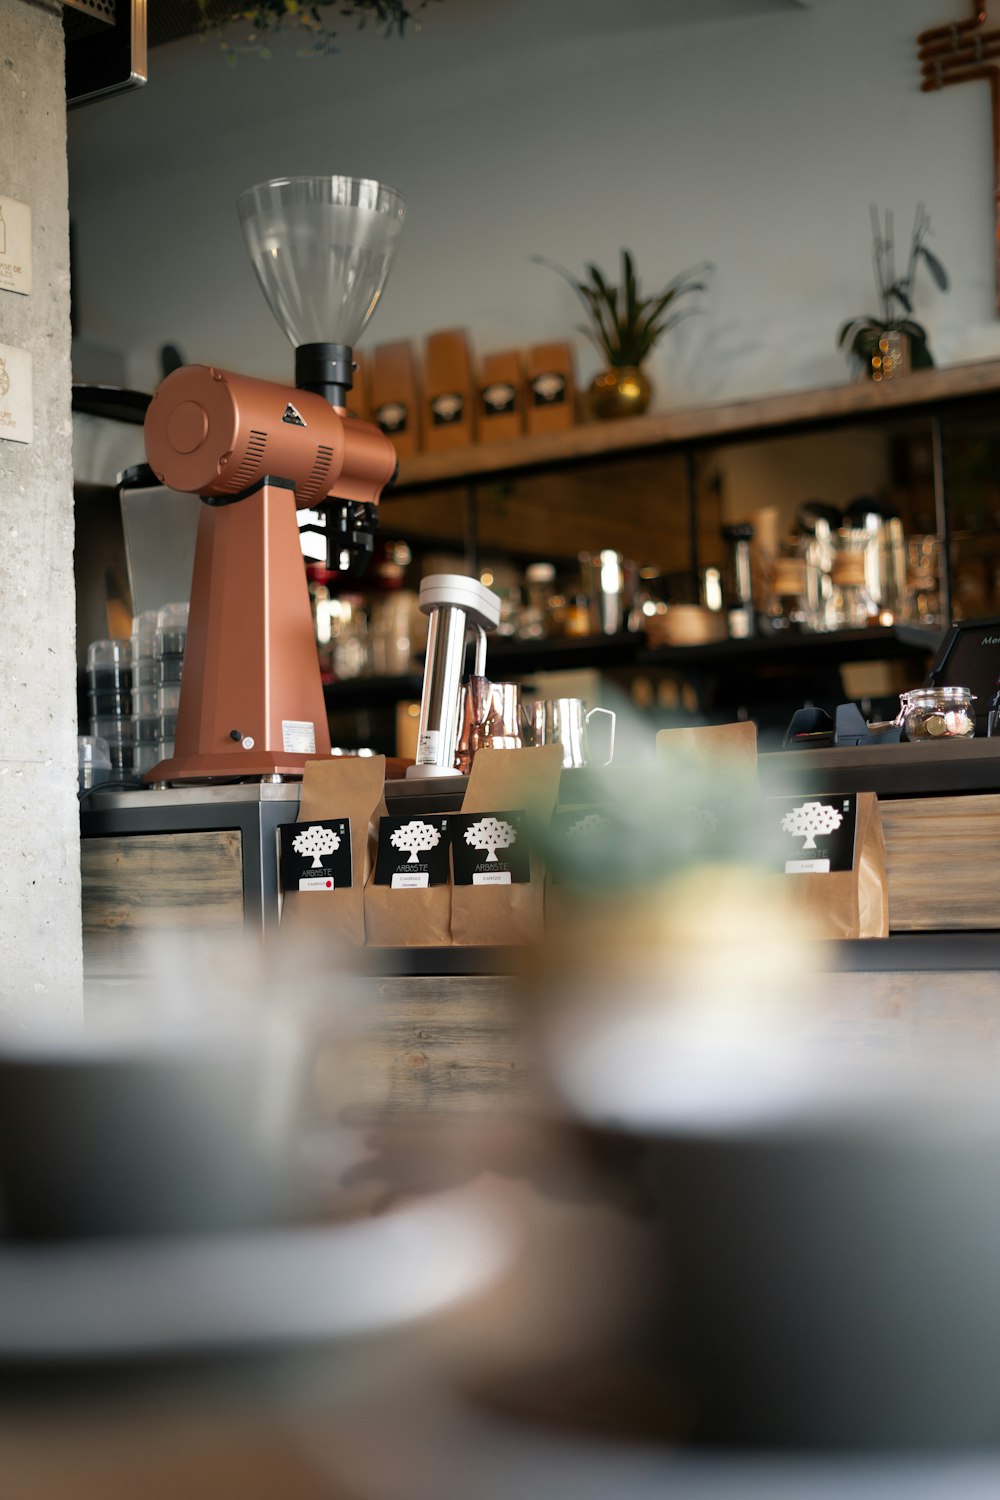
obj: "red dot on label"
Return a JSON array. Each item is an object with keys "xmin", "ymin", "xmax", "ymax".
[{"xmin": 326, "ymin": 880, "xmax": 332, "ymax": 888}]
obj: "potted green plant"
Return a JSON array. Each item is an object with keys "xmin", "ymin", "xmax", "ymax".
[
  {"xmin": 534, "ymin": 248, "xmax": 711, "ymax": 419},
  {"xmin": 838, "ymin": 205, "xmax": 948, "ymax": 381}
]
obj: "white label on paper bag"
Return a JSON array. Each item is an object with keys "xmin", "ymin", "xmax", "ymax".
[
  {"xmin": 392, "ymin": 871, "xmax": 430, "ymax": 889},
  {"xmin": 299, "ymin": 875, "xmax": 335, "ymax": 891},
  {"xmin": 416, "ymin": 729, "xmax": 440, "ymax": 764},
  {"xmin": 0, "ymin": 196, "xmax": 32, "ymax": 296},
  {"xmin": 0, "ymin": 343, "xmax": 32, "ymax": 444},
  {"xmin": 282, "ymin": 719, "xmax": 316, "ymax": 754},
  {"xmin": 473, "ymin": 870, "xmax": 512, "ymax": 886},
  {"xmin": 785, "ymin": 858, "xmax": 831, "ymax": 874}
]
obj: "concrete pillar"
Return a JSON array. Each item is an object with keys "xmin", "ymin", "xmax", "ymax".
[{"xmin": 0, "ymin": 0, "xmax": 82, "ymax": 1024}]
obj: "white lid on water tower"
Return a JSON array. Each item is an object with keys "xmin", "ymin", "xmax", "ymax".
[{"xmin": 417, "ymin": 574, "xmax": 501, "ymax": 630}]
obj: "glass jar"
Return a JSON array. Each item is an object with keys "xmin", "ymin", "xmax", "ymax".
[
  {"xmin": 762, "ymin": 556, "xmax": 809, "ymax": 633},
  {"xmin": 517, "ymin": 562, "xmax": 556, "ymax": 640},
  {"xmin": 798, "ymin": 519, "xmax": 837, "ymax": 632},
  {"xmin": 329, "ymin": 599, "xmax": 370, "ymax": 680},
  {"xmin": 901, "ymin": 687, "xmax": 976, "ymax": 742},
  {"xmin": 900, "ymin": 535, "xmax": 943, "ymax": 628},
  {"xmin": 829, "ymin": 548, "xmax": 879, "ymax": 630}
]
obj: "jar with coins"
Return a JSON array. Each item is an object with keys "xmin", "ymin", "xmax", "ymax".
[{"xmin": 901, "ymin": 686, "xmax": 976, "ymax": 741}]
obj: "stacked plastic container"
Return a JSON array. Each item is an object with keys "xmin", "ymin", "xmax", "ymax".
[
  {"xmin": 78, "ymin": 735, "xmax": 112, "ymax": 794},
  {"xmin": 130, "ymin": 610, "xmax": 160, "ymax": 778},
  {"xmin": 129, "ymin": 603, "xmax": 189, "ymax": 777},
  {"xmin": 156, "ymin": 603, "xmax": 188, "ymax": 767},
  {"xmin": 86, "ymin": 640, "xmax": 133, "ymax": 777}
]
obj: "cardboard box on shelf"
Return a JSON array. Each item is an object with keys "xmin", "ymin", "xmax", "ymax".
[
  {"xmin": 477, "ymin": 349, "xmax": 525, "ymax": 444},
  {"xmin": 346, "ymin": 349, "xmax": 369, "ymax": 423},
  {"xmin": 525, "ymin": 342, "xmax": 576, "ymax": 435},
  {"xmin": 370, "ymin": 339, "xmax": 422, "ymax": 458},
  {"xmin": 423, "ymin": 329, "xmax": 475, "ymax": 451}
]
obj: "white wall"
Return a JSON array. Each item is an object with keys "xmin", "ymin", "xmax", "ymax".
[{"xmin": 68, "ymin": 0, "xmax": 1000, "ymax": 409}]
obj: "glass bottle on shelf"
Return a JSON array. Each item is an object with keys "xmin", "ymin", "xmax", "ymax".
[
  {"xmin": 721, "ymin": 522, "xmax": 757, "ymax": 639},
  {"xmin": 628, "ymin": 567, "xmax": 667, "ymax": 633},
  {"xmin": 369, "ymin": 589, "xmax": 422, "ymax": 675},
  {"xmin": 762, "ymin": 556, "xmax": 808, "ymax": 633},
  {"xmin": 493, "ymin": 585, "xmax": 522, "ymax": 638},
  {"xmin": 799, "ymin": 518, "xmax": 838, "ymax": 632},
  {"xmin": 701, "ymin": 565, "xmax": 724, "ymax": 614},
  {"xmin": 562, "ymin": 593, "xmax": 591, "ymax": 637},
  {"xmin": 829, "ymin": 548, "xmax": 879, "ymax": 630},
  {"xmin": 329, "ymin": 597, "xmax": 370, "ymax": 680},
  {"xmin": 517, "ymin": 562, "xmax": 556, "ymax": 639},
  {"xmin": 900, "ymin": 535, "xmax": 943, "ymax": 628}
]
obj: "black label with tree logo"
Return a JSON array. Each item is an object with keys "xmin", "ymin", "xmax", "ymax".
[
  {"xmin": 768, "ymin": 794, "xmax": 858, "ymax": 874},
  {"xmin": 374, "ymin": 815, "xmax": 451, "ymax": 888},
  {"xmin": 431, "ymin": 392, "xmax": 464, "ymax": 426},
  {"xmin": 280, "ymin": 818, "xmax": 353, "ymax": 891},
  {"xmin": 375, "ymin": 400, "xmax": 408, "ymax": 433},
  {"xmin": 481, "ymin": 381, "xmax": 517, "ymax": 416},
  {"xmin": 531, "ymin": 372, "xmax": 566, "ymax": 407},
  {"xmin": 452, "ymin": 811, "xmax": 529, "ymax": 886}
]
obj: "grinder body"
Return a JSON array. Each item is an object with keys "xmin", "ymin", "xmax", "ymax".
[
  {"xmin": 145, "ymin": 363, "xmax": 395, "ymax": 508},
  {"xmin": 142, "ymin": 365, "xmax": 397, "ymax": 782}
]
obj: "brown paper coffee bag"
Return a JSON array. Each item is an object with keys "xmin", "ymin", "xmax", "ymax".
[
  {"xmin": 776, "ymin": 791, "xmax": 889, "ymax": 940},
  {"xmin": 656, "ymin": 720, "xmax": 758, "ymax": 779},
  {"xmin": 281, "ymin": 756, "xmax": 387, "ymax": 946},
  {"xmin": 451, "ymin": 746, "xmax": 564, "ymax": 947},
  {"xmin": 364, "ymin": 812, "xmax": 453, "ymax": 948}
]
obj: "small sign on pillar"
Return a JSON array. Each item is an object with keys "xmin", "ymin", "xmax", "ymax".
[
  {"xmin": 0, "ymin": 343, "xmax": 33, "ymax": 445},
  {"xmin": 0, "ymin": 196, "xmax": 32, "ymax": 297}
]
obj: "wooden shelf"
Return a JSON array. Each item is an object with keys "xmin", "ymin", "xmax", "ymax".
[
  {"xmin": 325, "ymin": 633, "xmax": 643, "ymax": 710},
  {"xmin": 325, "ymin": 626, "xmax": 941, "ymax": 710},
  {"xmin": 388, "ymin": 359, "xmax": 1000, "ymax": 495},
  {"xmin": 639, "ymin": 624, "xmax": 942, "ymax": 671}
]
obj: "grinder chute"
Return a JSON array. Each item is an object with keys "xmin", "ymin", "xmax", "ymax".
[{"xmin": 142, "ymin": 175, "xmax": 405, "ymax": 783}]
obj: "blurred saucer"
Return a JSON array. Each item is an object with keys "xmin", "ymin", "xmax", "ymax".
[{"xmin": 0, "ymin": 1184, "xmax": 512, "ymax": 1366}]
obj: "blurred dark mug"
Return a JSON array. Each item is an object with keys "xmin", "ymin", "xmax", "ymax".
[
  {"xmin": 585, "ymin": 1111, "xmax": 1000, "ymax": 1450},
  {"xmin": 0, "ymin": 1032, "xmax": 300, "ymax": 1240}
]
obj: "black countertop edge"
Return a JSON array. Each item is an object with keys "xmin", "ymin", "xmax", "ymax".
[
  {"xmin": 352, "ymin": 946, "xmax": 528, "ymax": 977},
  {"xmin": 829, "ymin": 932, "xmax": 1000, "ymax": 972},
  {"xmin": 346, "ymin": 934, "xmax": 1000, "ymax": 978},
  {"xmin": 759, "ymin": 741, "xmax": 1000, "ymax": 799}
]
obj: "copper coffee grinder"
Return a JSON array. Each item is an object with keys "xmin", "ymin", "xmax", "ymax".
[{"xmin": 143, "ymin": 176, "xmax": 405, "ymax": 781}]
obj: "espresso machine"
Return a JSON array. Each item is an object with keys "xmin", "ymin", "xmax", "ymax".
[
  {"xmin": 406, "ymin": 574, "xmax": 501, "ymax": 779},
  {"xmin": 142, "ymin": 176, "xmax": 405, "ymax": 781}
]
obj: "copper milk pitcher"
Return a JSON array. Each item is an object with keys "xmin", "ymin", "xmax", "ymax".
[{"xmin": 455, "ymin": 679, "xmax": 530, "ymax": 772}]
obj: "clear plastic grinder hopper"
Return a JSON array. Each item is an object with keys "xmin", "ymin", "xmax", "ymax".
[
  {"xmin": 238, "ymin": 175, "xmax": 406, "ymax": 410},
  {"xmin": 141, "ymin": 176, "xmax": 405, "ymax": 782}
]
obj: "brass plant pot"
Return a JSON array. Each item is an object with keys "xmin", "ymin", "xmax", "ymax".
[{"xmin": 588, "ymin": 365, "xmax": 652, "ymax": 420}]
